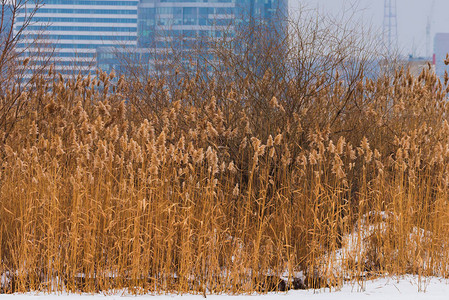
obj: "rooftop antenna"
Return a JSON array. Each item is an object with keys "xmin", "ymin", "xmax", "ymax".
[{"xmin": 383, "ymin": 0, "xmax": 398, "ymax": 55}]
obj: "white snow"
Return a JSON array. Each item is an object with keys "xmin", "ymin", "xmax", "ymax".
[{"xmin": 1, "ymin": 276, "xmax": 449, "ymax": 300}]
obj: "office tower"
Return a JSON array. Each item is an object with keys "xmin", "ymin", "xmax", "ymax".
[
  {"xmin": 0, "ymin": 4, "xmax": 13, "ymax": 40},
  {"xmin": 15, "ymin": 0, "xmax": 138, "ymax": 77},
  {"xmin": 134, "ymin": 0, "xmax": 288, "ymax": 73},
  {"xmin": 17, "ymin": 0, "xmax": 288, "ymax": 76}
]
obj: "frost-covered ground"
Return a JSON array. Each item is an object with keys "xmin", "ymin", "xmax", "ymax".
[{"xmin": 1, "ymin": 276, "xmax": 449, "ymax": 300}]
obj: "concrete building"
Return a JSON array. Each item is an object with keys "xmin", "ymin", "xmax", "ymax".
[{"xmin": 407, "ymin": 56, "xmax": 434, "ymax": 77}]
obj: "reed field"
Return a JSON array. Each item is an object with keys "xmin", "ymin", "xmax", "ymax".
[
  {"xmin": 0, "ymin": 4, "xmax": 448, "ymax": 290},
  {"xmin": 1, "ymin": 56, "xmax": 449, "ymax": 294}
]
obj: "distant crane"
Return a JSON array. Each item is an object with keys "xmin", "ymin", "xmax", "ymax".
[
  {"xmin": 383, "ymin": 0, "xmax": 398, "ymax": 55},
  {"xmin": 426, "ymin": 0, "xmax": 436, "ymax": 58}
]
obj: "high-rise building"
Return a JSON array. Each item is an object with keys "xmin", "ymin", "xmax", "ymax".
[
  {"xmin": 138, "ymin": 0, "xmax": 235, "ymax": 49},
  {"xmin": 14, "ymin": 0, "xmax": 287, "ymax": 77},
  {"xmin": 132, "ymin": 0, "xmax": 288, "ymax": 73},
  {"xmin": 1, "ymin": 4, "xmax": 13, "ymax": 40},
  {"xmin": 15, "ymin": 0, "xmax": 138, "ymax": 77},
  {"xmin": 137, "ymin": 0, "xmax": 287, "ymax": 47},
  {"xmin": 434, "ymin": 33, "xmax": 449, "ymax": 79}
]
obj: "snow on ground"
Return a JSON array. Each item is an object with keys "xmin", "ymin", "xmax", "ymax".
[{"xmin": 1, "ymin": 276, "xmax": 449, "ymax": 300}]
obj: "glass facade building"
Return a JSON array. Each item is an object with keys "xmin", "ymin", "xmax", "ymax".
[
  {"xmin": 133, "ymin": 0, "xmax": 288, "ymax": 73},
  {"xmin": 14, "ymin": 0, "xmax": 287, "ymax": 76},
  {"xmin": 138, "ymin": 0, "xmax": 235, "ymax": 49},
  {"xmin": 15, "ymin": 0, "xmax": 138, "ymax": 77},
  {"xmin": 1, "ymin": 5, "xmax": 13, "ymax": 41},
  {"xmin": 137, "ymin": 0, "xmax": 287, "ymax": 49}
]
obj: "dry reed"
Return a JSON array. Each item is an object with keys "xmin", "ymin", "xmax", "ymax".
[{"xmin": 0, "ymin": 52, "xmax": 448, "ymax": 295}]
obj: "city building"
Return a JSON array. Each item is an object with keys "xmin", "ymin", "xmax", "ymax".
[
  {"xmin": 15, "ymin": 0, "xmax": 138, "ymax": 77},
  {"xmin": 434, "ymin": 33, "xmax": 449, "ymax": 80},
  {"xmin": 138, "ymin": 0, "xmax": 237, "ymax": 49},
  {"xmin": 1, "ymin": 4, "xmax": 13, "ymax": 40},
  {"xmin": 99, "ymin": 0, "xmax": 289, "ymax": 75},
  {"xmin": 14, "ymin": 0, "xmax": 288, "ymax": 77},
  {"xmin": 97, "ymin": 46, "xmax": 151, "ymax": 75}
]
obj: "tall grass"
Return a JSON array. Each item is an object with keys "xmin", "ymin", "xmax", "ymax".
[{"xmin": 0, "ymin": 63, "xmax": 449, "ymax": 294}]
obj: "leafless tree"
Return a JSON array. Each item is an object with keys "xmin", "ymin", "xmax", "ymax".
[
  {"xmin": 0, "ymin": 0, "xmax": 52, "ymax": 144},
  {"xmin": 113, "ymin": 3, "xmax": 391, "ymax": 153}
]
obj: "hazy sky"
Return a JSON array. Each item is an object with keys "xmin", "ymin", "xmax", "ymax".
[{"xmin": 289, "ymin": 0, "xmax": 449, "ymax": 57}]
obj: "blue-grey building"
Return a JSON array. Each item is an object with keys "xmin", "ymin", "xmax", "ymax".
[
  {"xmin": 434, "ymin": 33, "xmax": 449, "ymax": 80},
  {"xmin": 137, "ymin": 0, "xmax": 287, "ymax": 46},
  {"xmin": 14, "ymin": 0, "xmax": 288, "ymax": 77},
  {"xmin": 1, "ymin": 4, "xmax": 13, "ymax": 41},
  {"xmin": 15, "ymin": 0, "xmax": 138, "ymax": 77},
  {"xmin": 110, "ymin": 0, "xmax": 289, "ymax": 75},
  {"xmin": 97, "ymin": 46, "xmax": 152, "ymax": 75},
  {"xmin": 138, "ymin": 0, "xmax": 237, "ymax": 49}
]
